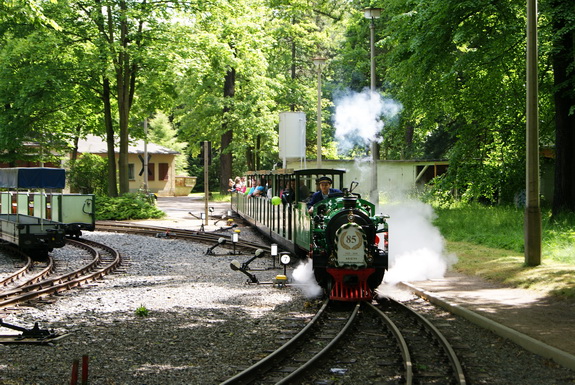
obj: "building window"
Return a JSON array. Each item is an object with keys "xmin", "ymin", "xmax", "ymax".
[
  {"xmin": 128, "ymin": 164, "xmax": 135, "ymax": 180},
  {"xmin": 148, "ymin": 163, "xmax": 155, "ymax": 181},
  {"xmin": 159, "ymin": 163, "xmax": 169, "ymax": 181}
]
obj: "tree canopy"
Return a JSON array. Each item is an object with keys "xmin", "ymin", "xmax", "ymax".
[{"xmin": 0, "ymin": 0, "xmax": 573, "ymax": 212}]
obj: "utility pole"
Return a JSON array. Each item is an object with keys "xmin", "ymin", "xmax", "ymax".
[
  {"xmin": 203, "ymin": 141, "xmax": 210, "ymax": 229},
  {"xmin": 525, "ymin": 0, "xmax": 541, "ymax": 266},
  {"xmin": 363, "ymin": 7, "xmax": 382, "ymax": 206},
  {"xmin": 143, "ymin": 119, "xmax": 148, "ymax": 192}
]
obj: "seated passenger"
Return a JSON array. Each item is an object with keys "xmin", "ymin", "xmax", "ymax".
[
  {"xmin": 238, "ymin": 176, "xmax": 247, "ymax": 193},
  {"xmin": 307, "ymin": 176, "xmax": 341, "ymax": 213},
  {"xmin": 281, "ymin": 180, "xmax": 296, "ymax": 204},
  {"xmin": 248, "ymin": 179, "xmax": 265, "ymax": 198},
  {"xmin": 229, "ymin": 176, "xmax": 241, "ymax": 192}
]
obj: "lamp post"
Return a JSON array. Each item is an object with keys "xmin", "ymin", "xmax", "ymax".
[
  {"xmin": 313, "ymin": 57, "xmax": 327, "ymax": 168},
  {"xmin": 363, "ymin": 8, "xmax": 382, "ymax": 91},
  {"xmin": 525, "ymin": 0, "xmax": 541, "ymax": 266},
  {"xmin": 363, "ymin": 7, "xmax": 382, "ymax": 205}
]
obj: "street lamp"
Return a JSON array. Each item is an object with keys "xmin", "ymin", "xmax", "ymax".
[
  {"xmin": 363, "ymin": 7, "xmax": 382, "ymax": 205},
  {"xmin": 363, "ymin": 8, "xmax": 382, "ymax": 92},
  {"xmin": 313, "ymin": 57, "xmax": 327, "ymax": 168}
]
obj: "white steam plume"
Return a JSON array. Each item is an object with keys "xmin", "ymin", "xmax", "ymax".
[
  {"xmin": 333, "ymin": 89, "xmax": 402, "ymax": 154},
  {"xmin": 380, "ymin": 200, "xmax": 457, "ymax": 287},
  {"xmin": 291, "ymin": 260, "xmax": 323, "ymax": 298}
]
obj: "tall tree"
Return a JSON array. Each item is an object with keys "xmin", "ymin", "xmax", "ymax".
[
  {"xmin": 175, "ymin": 0, "xmax": 279, "ymax": 192},
  {"xmin": 0, "ymin": 15, "xmax": 97, "ymax": 165},
  {"xmin": 54, "ymin": 0, "xmax": 189, "ymax": 195},
  {"xmin": 547, "ymin": 0, "xmax": 575, "ymax": 214},
  {"xmin": 369, "ymin": 0, "xmax": 550, "ymax": 203}
]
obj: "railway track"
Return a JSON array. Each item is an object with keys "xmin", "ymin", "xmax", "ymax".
[
  {"xmin": 96, "ymin": 220, "xmax": 270, "ymax": 254},
  {"xmin": 221, "ymin": 299, "xmax": 467, "ymax": 384},
  {"xmin": 0, "ymin": 243, "xmax": 53, "ymax": 287},
  {"xmin": 0, "ymin": 238, "xmax": 122, "ymax": 309}
]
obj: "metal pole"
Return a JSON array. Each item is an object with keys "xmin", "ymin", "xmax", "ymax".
[
  {"xmin": 204, "ymin": 141, "xmax": 209, "ymax": 228},
  {"xmin": 369, "ymin": 17, "xmax": 379, "ymax": 205},
  {"xmin": 316, "ymin": 64, "xmax": 323, "ymax": 168},
  {"xmin": 525, "ymin": 0, "xmax": 541, "ymax": 266},
  {"xmin": 370, "ymin": 19, "xmax": 376, "ymax": 91},
  {"xmin": 143, "ymin": 119, "xmax": 148, "ymax": 192}
]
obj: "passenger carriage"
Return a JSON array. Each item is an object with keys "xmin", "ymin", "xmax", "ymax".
[{"xmin": 0, "ymin": 167, "xmax": 95, "ymax": 258}]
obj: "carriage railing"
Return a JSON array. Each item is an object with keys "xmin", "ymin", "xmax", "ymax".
[{"xmin": 231, "ymin": 191, "xmax": 294, "ymax": 246}]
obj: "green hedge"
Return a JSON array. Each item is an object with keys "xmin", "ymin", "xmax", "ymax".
[{"xmin": 96, "ymin": 193, "xmax": 165, "ymax": 220}]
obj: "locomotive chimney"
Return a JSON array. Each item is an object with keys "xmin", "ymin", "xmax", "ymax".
[{"xmin": 343, "ymin": 196, "xmax": 357, "ymax": 210}]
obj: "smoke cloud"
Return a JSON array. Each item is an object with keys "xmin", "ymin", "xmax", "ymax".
[
  {"xmin": 380, "ymin": 200, "xmax": 457, "ymax": 286},
  {"xmin": 291, "ymin": 259, "xmax": 323, "ymax": 298},
  {"xmin": 333, "ymin": 89, "xmax": 402, "ymax": 154}
]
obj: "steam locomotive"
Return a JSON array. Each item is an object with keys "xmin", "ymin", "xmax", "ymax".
[{"xmin": 231, "ymin": 168, "xmax": 389, "ymax": 301}]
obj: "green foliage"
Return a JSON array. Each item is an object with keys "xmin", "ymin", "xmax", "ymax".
[
  {"xmin": 0, "ymin": 21, "xmax": 96, "ymax": 164},
  {"xmin": 186, "ymin": 150, "xmax": 221, "ymax": 192},
  {"xmin": 1, "ymin": 0, "xmax": 571, "ymax": 212},
  {"xmin": 148, "ymin": 111, "xmax": 188, "ymax": 175},
  {"xmin": 368, "ymin": 0, "xmax": 550, "ymax": 203},
  {"xmin": 67, "ymin": 154, "xmax": 108, "ymax": 195},
  {"xmin": 95, "ymin": 193, "xmax": 165, "ymax": 221},
  {"xmin": 135, "ymin": 305, "xmax": 149, "ymax": 317}
]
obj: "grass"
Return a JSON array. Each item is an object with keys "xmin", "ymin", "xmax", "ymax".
[{"xmin": 433, "ymin": 204, "xmax": 575, "ymax": 299}]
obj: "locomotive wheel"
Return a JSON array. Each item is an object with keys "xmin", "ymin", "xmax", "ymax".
[{"xmin": 367, "ymin": 268, "xmax": 385, "ymax": 290}]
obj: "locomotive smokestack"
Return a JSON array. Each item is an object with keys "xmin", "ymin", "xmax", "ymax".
[{"xmin": 343, "ymin": 196, "xmax": 357, "ymax": 210}]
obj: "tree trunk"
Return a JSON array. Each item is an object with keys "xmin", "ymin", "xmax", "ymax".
[
  {"xmin": 117, "ymin": 0, "xmax": 131, "ymax": 195},
  {"xmin": 103, "ymin": 77, "xmax": 118, "ymax": 197},
  {"xmin": 220, "ymin": 67, "xmax": 236, "ymax": 194},
  {"xmin": 551, "ymin": 9, "xmax": 575, "ymax": 215},
  {"xmin": 246, "ymin": 146, "xmax": 254, "ymax": 171},
  {"xmin": 112, "ymin": 0, "xmax": 142, "ymax": 195}
]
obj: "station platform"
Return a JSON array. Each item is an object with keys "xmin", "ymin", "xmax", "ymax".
[{"xmin": 400, "ymin": 272, "xmax": 575, "ymax": 371}]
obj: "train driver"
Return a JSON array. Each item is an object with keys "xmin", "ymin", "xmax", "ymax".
[{"xmin": 307, "ymin": 176, "xmax": 341, "ymax": 213}]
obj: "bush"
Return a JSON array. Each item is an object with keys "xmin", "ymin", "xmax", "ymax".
[
  {"xmin": 96, "ymin": 193, "xmax": 165, "ymax": 220},
  {"xmin": 67, "ymin": 153, "xmax": 108, "ymax": 195}
]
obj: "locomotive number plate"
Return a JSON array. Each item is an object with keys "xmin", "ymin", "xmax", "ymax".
[{"xmin": 336, "ymin": 225, "xmax": 365, "ymax": 265}]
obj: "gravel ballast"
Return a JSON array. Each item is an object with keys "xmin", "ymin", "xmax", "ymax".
[{"xmin": 0, "ymin": 229, "xmax": 573, "ymax": 384}]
